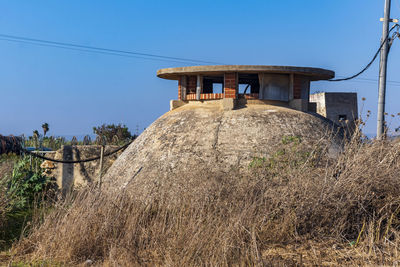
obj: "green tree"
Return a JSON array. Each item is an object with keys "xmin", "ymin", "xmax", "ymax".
[
  {"xmin": 93, "ymin": 123, "xmax": 134, "ymax": 145},
  {"xmin": 41, "ymin": 123, "xmax": 49, "ymax": 137}
]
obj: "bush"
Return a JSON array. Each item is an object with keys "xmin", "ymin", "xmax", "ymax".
[
  {"xmin": 93, "ymin": 123, "xmax": 135, "ymax": 145},
  {"xmin": 7, "ymin": 156, "xmax": 51, "ymax": 209}
]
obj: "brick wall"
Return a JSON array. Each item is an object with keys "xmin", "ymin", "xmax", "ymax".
[
  {"xmin": 224, "ymin": 73, "xmax": 237, "ymax": 99},
  {"xmin": 293, "ymin": 75, "xmax": 302, "ymax": 99},
  {"xmin": 186, "ymin": 93, "xmax": 224, "ymax": 100}
]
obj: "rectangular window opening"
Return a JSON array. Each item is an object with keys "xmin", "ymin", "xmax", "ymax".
[
  {"xmin": 203, "ymin": 76, "xmax": 224, "ymax": 94},
  {"xmin": 238, "ymin": 84, "xmax": 249, "ymax": 94},
  {"xmin": 213, "ymin": 83, "xmax": 223, "ymax": 94},
  {"xmin": 338, "ymin": 114, "xmax": 347, "ymax": 122},
  {"xmin": 238, "ymin": 74, "xmax": 259, "ymax": 95}
]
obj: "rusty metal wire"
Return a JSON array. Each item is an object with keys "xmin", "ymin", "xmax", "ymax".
[{"xmin": 22, "ymin": 141, "xmax": 132, "ymax": 164}]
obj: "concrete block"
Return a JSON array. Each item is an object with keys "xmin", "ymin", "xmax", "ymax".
[
  {"xmin": 221, "ymin": 98, "xmax": 236, "ymax": 111},
  {"xmin": 308, "ymin": 102, "xmax": 317, "ymax": 113},
  {"xmin": 170, "ymin": 100, "xmax": 187, "ymax": 111},
  {"xmin": 289, "ymin": 99, "xmax": 308, "ymax": 112}
]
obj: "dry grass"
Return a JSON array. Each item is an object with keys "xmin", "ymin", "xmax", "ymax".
[{"xmin": 9, "ymin": 130, "xmax": 400, "ymax": 266}]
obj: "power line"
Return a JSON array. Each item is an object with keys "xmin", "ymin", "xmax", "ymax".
[
  {"xmin": 329, "ymin": 24, "xmax": 399, "ymax": 82},
  {"xmin": 2, "ymin": 33, "xmax": 400, "ymax": 85},
  {"xmin": 334, "ymin": 76, "xmax": 400, "ymax": 85},
  {"xmin": 0, "ymin": 37, "xmax": 208, "ymax": 65},
  {"xmin": 0, "ymin": 33, "xmax": 224, "ymax": 65}
]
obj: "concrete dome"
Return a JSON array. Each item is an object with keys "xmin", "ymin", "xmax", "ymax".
[{"xmin": 103, "ymin": 102, "xmax": 343, "ymax": 199}]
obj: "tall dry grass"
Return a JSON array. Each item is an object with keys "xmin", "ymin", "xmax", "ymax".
[{"xmin": 11, "ymin": 130, "xmax": 400, "ymax": 266}]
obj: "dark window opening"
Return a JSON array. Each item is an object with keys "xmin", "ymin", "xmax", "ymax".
[
  {"xmin": 187, "ymin": 76, "xmax": 197, "ymax": 94},
  {"xmin": 203, "ymin": 76, "xmax": 224, "ymax": 94},
  {"xmin": 338, "ymin": 115, "xmax": 347, "ymax": 122},
  {"xmin": 238, "ymin": 74, "xmax": 259, "ymax": 95}
]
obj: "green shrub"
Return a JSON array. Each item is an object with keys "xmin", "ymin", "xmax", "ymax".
[
  {"xmin": 0, "ymin": 155, "xmax": 53, "ymax": 250},
  {"xmin": 8, "ymin": 156, "xmax": 50, "ymax": 209}
]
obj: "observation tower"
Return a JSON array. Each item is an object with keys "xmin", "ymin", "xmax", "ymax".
[{"xmin": 157, "ymin": 65, "xmax": 335, "ymax": 112}]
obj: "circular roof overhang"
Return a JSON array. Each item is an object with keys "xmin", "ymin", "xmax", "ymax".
[{"xmin": 157, "ymin": 65, "xmax": 335, "ymax": 81}]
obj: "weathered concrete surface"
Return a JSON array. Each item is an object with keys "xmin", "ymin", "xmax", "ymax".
[
  {"xmin": 103, "ymin": 102, "xmax": 343, "ymax": 200},
  {"xmin": 170, "ymin": 99, "xmax": 289, "ymax": 111},
  {"xmin": 42, "ymin": 145, "xmax": 122, "ymax": 192},
  {"xmin": 170, "ymin": 100, "xmax": 187, "ymax": 110}
]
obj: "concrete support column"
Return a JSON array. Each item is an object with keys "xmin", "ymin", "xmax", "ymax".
[
  {"xmin": 180, "ymin": 76, "xmax": 187, "ymax": 100},
  {"xmin": 289, "ymin": 74, "xmax": 294, "ymax": 101},
  {"xmin": 196, "ymin": 75, "xmax": 202, "ymax": 100}
]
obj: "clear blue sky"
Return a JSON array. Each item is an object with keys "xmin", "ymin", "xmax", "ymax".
[{"xmin": 1, "ymin": 0, "xmax": 399, "ymax": 137}]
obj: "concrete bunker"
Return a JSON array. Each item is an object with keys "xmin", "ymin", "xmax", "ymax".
[{"xmin": 102, "ymin": 65, "xmax": 357, "ymax": 199}]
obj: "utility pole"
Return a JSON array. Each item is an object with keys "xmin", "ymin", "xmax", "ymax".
[{"xmin": 377, "ymin": 0, "xmax": 391, "ymax": 139}]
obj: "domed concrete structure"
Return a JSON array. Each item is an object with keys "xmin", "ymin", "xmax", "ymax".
[
  {"xmin": 103, "ymin": 65, "xmax": 345, "ymax": 198},
  {"xmin": 104, "ymin": 105, "xmax": 342, "ymax": 196}
]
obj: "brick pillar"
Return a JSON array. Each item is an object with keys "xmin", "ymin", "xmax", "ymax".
[
  {"xmin": 293, "ymin": 75, "xmax": 302, "ymax": 99},
  {"xmin": 224, "ymin": 72, "xmax": 237, "ymax": 99}
]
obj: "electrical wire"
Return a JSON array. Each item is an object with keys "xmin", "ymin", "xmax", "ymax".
[
  {"xmin": 0, "ymin": 33, "xmax": 224, "ymax": 65},
  {"xmin": 1, "ymin": 32, "xmax": 400, "ymax": 84},
  {"xmin": 329, "ymin": 24, "xmax": 400, "ymax": 82},
  {"xmin": 334, "ymin": 76, "xmax": 400, "ymax": 85},
  {"xmin": 0, "ymin": 37, "xmax": 209, "ymax": 65}
]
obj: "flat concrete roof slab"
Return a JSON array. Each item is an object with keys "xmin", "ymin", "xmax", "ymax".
[{"xmin": 157, "ymin": 65, "xmax": 335, "ymax": 81}]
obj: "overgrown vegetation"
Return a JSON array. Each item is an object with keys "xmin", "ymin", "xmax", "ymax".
[
  {"xmin": 23, "ymin": 123, "xmax": 137, "ymax": 151},
  {"xmin": 0, "ymin": 154, "xmax": 53, "ymax": 251},
  {"xmin": 0, "ymin": 122, "xmax": 136, "ymax": 258},
  {"xmin": 6, "ymin": 129, "xmax": 400, "ymax": 265}
]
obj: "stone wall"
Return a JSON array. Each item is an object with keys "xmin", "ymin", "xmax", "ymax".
[{"xmin": 41, "ymin": 145, "xmax": 123, "ymax": 193}]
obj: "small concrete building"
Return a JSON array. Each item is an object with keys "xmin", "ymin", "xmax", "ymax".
[{"xmin": 309, "ymin": 92, "xmax": 358, "ymax": 127}]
